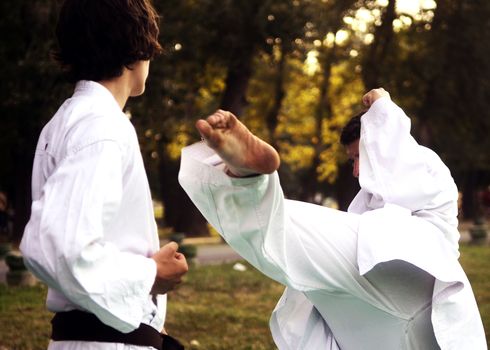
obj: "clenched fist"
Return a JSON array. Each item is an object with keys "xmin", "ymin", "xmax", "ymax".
[
  {"xmin": 151, "ymin": 241, "xmax": 189, "ymax": 294},
  {"xmin": 362, "ymin": 88, "xmax": 390, "ymax": 107}
]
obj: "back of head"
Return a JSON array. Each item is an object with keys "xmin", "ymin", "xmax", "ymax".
[
  {"xmin": 340, "ymin": 112, "xmax": 363, "ymax": 146},
  {"xmin": 53, "ymin": 0, "xmax": 162, "ymax": 83}
]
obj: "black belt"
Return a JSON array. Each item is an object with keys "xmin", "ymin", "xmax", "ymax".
[{"xmin": 51, "ymin": 310, "xmax": 184, "ymax": 350}]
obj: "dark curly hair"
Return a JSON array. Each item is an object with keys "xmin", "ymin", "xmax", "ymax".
[
  {"xmin": 340, "ymin": 111, "xmax": 364, "ymax": 146},
  {"xmin": 53, "ymin": 0, "xmax": 162, "ymax": 83}
]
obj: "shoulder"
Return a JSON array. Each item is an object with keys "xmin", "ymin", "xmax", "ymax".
[
  {"xmin": 42, "ymin": 95, "xmax": 137, "ymax": 159},
  {"xmin": 70, "ymin": 95, "xmax": 136, "ymax": 148}
]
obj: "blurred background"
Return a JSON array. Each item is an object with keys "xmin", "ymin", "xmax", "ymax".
[{"xmin": 1, "ymin": 0, "xmax": 490, "ymax": 243}]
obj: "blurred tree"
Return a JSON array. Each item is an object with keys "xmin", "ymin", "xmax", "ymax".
[
  {"xmin": 130, "ymin": 0, "xmax": 314, "ymax": 235},
  {"xmin": 128, "ymin": 0, "xmax": 215, "ymax": 236},
  {"xmin": 0, "ymin": 0, "xmax": 69, "ymax": 244},
  {"xmin": 356, "ymin": 0, "xmax": 437, "ymax": 133},
  {"xmin": 417, "ymin": 0, "xmax": 490, "ymax": 220},
  {"xmin": 294, "ymin": 0, "xmax": 359, "ymax": 203},
  {"xmin": 353, "ymin": 0, "xmax": 490, "ymax": 218},
  {"xmin": 247, "ymin": 0, "xmax": 366, "ymax": 205},
  {"xmin": 261, "ymin": 0, "xmax": 312, "ymax": 146},
  {"xmin": 196, "ymin": 0, "xmax": 310, "ymax": 118},
  {"xmin": 361, "ymin": 0, "xmax": 397, "ymax": 89},
  {"xmin": 4, "ymin": 0, "xmax": 488, "ymax": 241}
]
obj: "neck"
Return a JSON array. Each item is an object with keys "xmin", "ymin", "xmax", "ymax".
[{"xmin": 99, "ymin": 73, "xmax": 131, "ymax": 110}]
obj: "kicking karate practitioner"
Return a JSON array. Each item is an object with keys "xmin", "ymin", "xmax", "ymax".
[
  {"xmin": 179, "ymin": 88, "xmax": 487, "ymax": 349},
  {"xmin": 20, "ymin": 0, "xmax": 187, "ymax": 349}
]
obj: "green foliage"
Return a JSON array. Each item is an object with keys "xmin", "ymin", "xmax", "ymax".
[
  {"xmin": 422, "ymin": 0, "xmax": 490, "ymax": 172},
  {"xmin": 318, "ymin": 62, "xmax": 365, "ymax": 183},
  {"xmin": 0, "ymin": 0, "xmax": 70, "ymax": 157}
]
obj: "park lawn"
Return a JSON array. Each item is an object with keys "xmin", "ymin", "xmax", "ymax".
[
  {"xmin": 0, "ymin": 262, "xmax": 284, "ymax": 350},
  {"xmin": 459, "ymin": 244, "xmax": 490, "ymax": 345},
  {"xmin": 0, "ymin": 245, "xmax": 489, "ymax": 349}
]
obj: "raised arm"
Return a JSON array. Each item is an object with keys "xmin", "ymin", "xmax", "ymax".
[{"xmin": 358, "ymin": 89, "xmax": 450, "ymax": 211}]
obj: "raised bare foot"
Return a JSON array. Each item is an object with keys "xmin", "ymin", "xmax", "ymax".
[{"xmin": 196, "ymin": 110, "xmax": 280, "ymax": 177}]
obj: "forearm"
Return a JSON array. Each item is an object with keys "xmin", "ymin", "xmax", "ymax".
[{"xmin": 22, "ymin": 213, "xmax": 157, "ymax": 332}]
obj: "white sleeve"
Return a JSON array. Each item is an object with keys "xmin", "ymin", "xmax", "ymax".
[
  {"xmin": 359, "ymin": 97, "xmax": 442, "ymax": 211},
  {"xmin": 179, "ymin": 143, "xmax": 376, "ymax": 298},
  {"xmin": 21, "ymin": 140, "xmax": 156, "ymax": 333}
]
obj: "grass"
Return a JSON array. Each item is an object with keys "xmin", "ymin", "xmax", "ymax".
[
  {"xmin": 165, "ymin": 263, "xmax": 283, "ymax": 349},
  {"xmin": 459, "ymin": 244, "xmax": 490, "ymax": 345},
  {"xmin": 0, "ymin": 284, "xmax": 52, "ymax": 349},
  {"xmin": 0, "ymin": 245, "xmax": 489, "ymax": 349},
  {"xmin": 0, "ymin": 262, "xmax": 284, "ymax": 350}
]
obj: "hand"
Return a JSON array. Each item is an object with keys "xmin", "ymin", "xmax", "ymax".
[
  {"xmin": 362, "ymin": 88, "xmax": 390, "ymax": 107},
  {"xmin": 151, "ymin": 241, "xmax": 188, "ymax": 294}
]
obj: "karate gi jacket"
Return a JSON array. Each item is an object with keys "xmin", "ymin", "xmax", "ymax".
[
  {"xmin": 20, "ymin": 81, "xmax": 165, "ymax": 340},
  {"xmin": 179, "ymin": 97, "xmax": 486, "ymax": 349}
]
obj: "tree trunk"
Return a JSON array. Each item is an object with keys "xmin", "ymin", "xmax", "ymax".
[
  {"xmin": 265, "ymin": 43, "xmax": 287, "ymax": 148},
  {"xmin": 461, "ymin": 170, "xmax": 479, "ymax": 221},
  {"xmin": 335, "ymin": 162, "xmax": 360, "ymax": 211},
  {"xmin": 361, "ymin": 0, "xmax": 396, "ymax": 89},
  {"xmin": 11, "ymin": 149, "xmax": 33, "ymax": 246},
  {"xmin": 158, "ymin": 152, "xmax": 209, "ymax": 237},
  {"xmin": 220, "ymin": 49, "xmax": 255, "ymax": 116},
  {"xmin": 300, "ymin": 42, "xmax": 336, "ymax": 203}
]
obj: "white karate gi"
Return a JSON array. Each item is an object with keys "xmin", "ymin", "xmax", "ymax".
[
  {"xmin": 179, "ymin": 97, "xmax": 486, "ymax": 349},
  {"xmin": 21, "ymin": 81, "xmax": 164, "ymax": 350}
]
